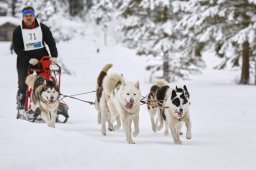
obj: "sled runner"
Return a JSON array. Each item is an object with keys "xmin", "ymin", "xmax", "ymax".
[{"xmin": 24, "ymin": 56, "xmax": 69, "ymax": 123}]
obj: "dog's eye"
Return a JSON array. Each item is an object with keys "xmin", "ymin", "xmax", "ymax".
[
  {"xmin": 47, "ymin": 91, "xmax": 50, "ymax": 93},
  {"xmin": 183, "ymin": 99, "xmax": 188, "ymax": 104},
  {"xmin": 53, "ymin": 91, "xmax": 55, "ymax": 93},
  {"xmin": 134, "ymin": 94, "xmax": 136, "ymax": 96},
  {"xmin": 127, "ymin": 93, "xmax": 130, "ymax": 95}
]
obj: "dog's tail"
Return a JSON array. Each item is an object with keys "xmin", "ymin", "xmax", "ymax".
[
  {"xmin": 154, "ymin": 79, "xmax": 168, "ymax": 88},
  {"xmin": 103, "ymin": 73, "xmax": 123, "ymax": 96},
  {"xmin": 25, "ymin": 74, "xmax": 37, "ymax": 89},
  {"xmin": 97, "ymin": 64, "xmax": 113, "ymax": 88}
]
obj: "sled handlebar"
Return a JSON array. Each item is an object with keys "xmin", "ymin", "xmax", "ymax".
[{"xmin": 28, "ymin": 64, "xmax": 61, "ymax": 72}]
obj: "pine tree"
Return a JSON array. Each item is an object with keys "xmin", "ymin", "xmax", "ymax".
[
  {"xmin": 11, "ymin": 0, "xmax": 17, "ymax": 16},
  {"xmin": 86, "ymin": 0, "xmax": 123, "ymax": 46},
  {"xmin": 68, "ymin": 0, "xmax": 85, "ymax": 16},
  {"xmin": 119, "ymin": 0, "xmax": 203, "ymax": 82},
  {"xmin": 0, "ymin": 0, "xmax": 10, "ymax": 16},
  {"xmin": 177, "ymin": 0, "xmax": 256, "ymax": 84}
]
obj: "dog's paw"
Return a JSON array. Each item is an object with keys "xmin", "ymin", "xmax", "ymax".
[
  {"xmin": 108, "ymin": 127, "xmax": 114, "ymax": 131},
  {"xmin": 133, "ymin": 130, "xmax": 139, "ymax": 137},
  {"xmin": 108, "ymin": 124, "xmax": 114, "ymax": 131},
  {"xmin": 186, "ymin": 133, "xmax": 192, "ymax": 140},
  {"xmin": 174, "ymin": 140, "xmax": 182, "ymax": 145},
  {"xmin": 101, "ymin": 129, "xmax": 106, "ymax": 136},
  {"xmin": 157, "ymin": 125, "xmax": 163, "ymax": 131},
  {"xmin": 128, "ymin": 140, "xmax": 135, "ymax": 144},
  {"xmin": 47, "ymin": 123, "xmax": 55, "ymax": 128},
  {"xmin": 152, "ymin": 125, "xmax": 157, "ymax": 132}
]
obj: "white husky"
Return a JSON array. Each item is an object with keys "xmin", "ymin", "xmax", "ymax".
[{"xmin": 95, "ymin": 64, "xmax": 142, "ymax": 144}]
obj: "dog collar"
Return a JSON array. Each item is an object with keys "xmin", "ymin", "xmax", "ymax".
[{"xmin": 121, "ymin": 104, "xmax": 134, "ymax": 114}]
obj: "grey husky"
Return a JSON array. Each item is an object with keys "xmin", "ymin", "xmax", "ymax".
[{"xmin": 26, "ymin": 74, "xmax": 59, "ymax": 128}]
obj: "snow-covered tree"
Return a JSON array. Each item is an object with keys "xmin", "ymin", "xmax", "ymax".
[
  {"xmin": 119, "ymin": 0, "xmax": 204, "ymax": 82},
  {"xmin": 176, "ymin": 0, "xmax": 256, "ymax": 84},
  {"xmin": 0, "ymin": 0, "xmax": 10, "ymax": 16},
  {"xmin": 15, "ymin": 0, "xmax": 68, "ymax": 21},
  {"xmin": 68, "ymin": 0, "xmax": 84, "ymax": 16},
  {"xmin": 85, "ymin": 0, "xmax": 123, "ymax": 46},
  {"xmin": 87, "ymin": 0, "xmax": 115, "ymax": 25}
]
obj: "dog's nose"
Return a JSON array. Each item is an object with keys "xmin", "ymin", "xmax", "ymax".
[
  {"xmin": 179, "ymin": 108, "xmax": 183, "ymax": 113},
  {"xmin": 50, "ymin": 96, "xmax": 54, "ymax": 100},
  {"xmin": 130, "ymin": 98, "xmax": 134, "ymax": 103}
]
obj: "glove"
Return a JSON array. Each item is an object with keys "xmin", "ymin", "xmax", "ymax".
[
  {"xmin": 29, "ymin": 58, "xmax": 39, "ymax": 65},
  {"xmin": 50, "ymin": 57, "xmax": 57, "ymax": 64}
]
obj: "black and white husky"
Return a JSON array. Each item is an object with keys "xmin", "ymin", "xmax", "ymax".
[
  {"xmin": 95, "ymin": 64, "xmax": 142, "ymax": 144},
  {"xmin": 147, "ymin": 79, "xmax": 169, "ymax": 132},
  {"xmin": 25, "ymin": 74, "xmax": 59, "ymax": 128},
  {"xmin": 147, "ymin": 79, "xmax": 192, "ymax": 144}
]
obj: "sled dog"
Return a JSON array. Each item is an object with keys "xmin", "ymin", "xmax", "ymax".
[
  {"xmin": 147, "ymin": 79, "xmax": 169, "ymax": 132},
  {"xmin": 96, "ymin": 64, "xmax": 142, "ymax": 144},
  {"xmin": 25, "ymin": 74, "xmax": 59, "ymax": 128},
  {"xmin": 95, "ymin": 64, "xmax": 116, "ymax": 134},
  {"xmin": 147, "ymin": 80, "xmax": 191, "ymax": 144}
]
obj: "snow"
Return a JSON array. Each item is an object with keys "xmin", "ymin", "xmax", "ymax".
[
  {"xmin": 0, "ymin": 16, "xmax": 20, "ymax": 26},
  {"xmin": 44, "ymin": 16, "xmax": 85, "ymax": 42},
  {"xmin": 1, "ymin": 35, "xmax": 256, "ymax": 170},
  {"xmin": 0, "ymin": 2, "xmax": 8, "ymax": 9}
]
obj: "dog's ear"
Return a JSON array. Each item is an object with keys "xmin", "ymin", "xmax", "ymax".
[
  {"xmin": 183, "ymin": 85, "xmax": 190, "ymax": 98},
  {"xmin": 183, "ymin": 85, "xmax": 188, "ymax": 92},
  {"xmin": 135, "ymin": 81, "xmax": 140, "ymax": 89},
  {"xmin": 176, "ymin": 86, "xmax": 183, "ymax": 93},
  {"xmin": 171, "ymin": 90, "xmax": 177, "ymax": 100}
]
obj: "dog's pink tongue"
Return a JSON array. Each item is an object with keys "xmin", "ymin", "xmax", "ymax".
[{"xmin": 126, "ymin": 103, "xmax": 133, "ymax": 109}]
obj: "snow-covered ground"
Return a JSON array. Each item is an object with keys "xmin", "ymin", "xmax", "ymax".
[{"xmin": 0, "ymin": 37, "xmax": 256, "ymax": 170}]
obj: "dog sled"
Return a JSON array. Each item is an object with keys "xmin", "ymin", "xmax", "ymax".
[{"xmin": 24, "ymin": 56, "xmax": 69, "ymax": 123}]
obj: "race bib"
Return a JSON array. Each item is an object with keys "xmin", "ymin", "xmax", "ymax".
[{"xmin": 21, "ymin": 23, "xmax": 44, "ymax": 51}]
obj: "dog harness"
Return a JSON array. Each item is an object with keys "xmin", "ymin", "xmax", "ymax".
[{"xmin": 21, "ymin": 21, "xmax": 44, "ymax": 51}]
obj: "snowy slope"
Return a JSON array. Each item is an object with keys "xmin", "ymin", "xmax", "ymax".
[{"xmin": 0, "ymin": 38, "xmax": 256, "ymax": 170}]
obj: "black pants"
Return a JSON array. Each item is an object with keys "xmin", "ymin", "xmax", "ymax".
[
  {"xmin": 17, "ymin": 66, "xmax": 29, "ymax": 109},
  {"xmin": 17, "ymin": 67, "xmax": 28, "ymax": 96}
]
